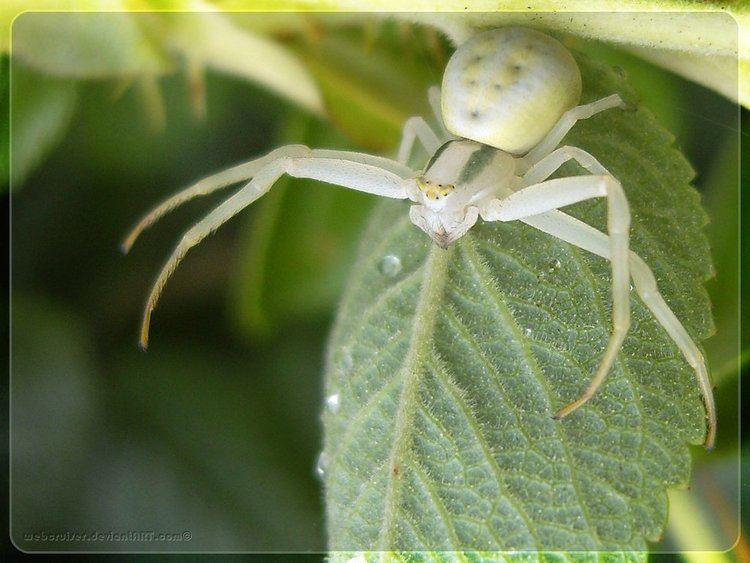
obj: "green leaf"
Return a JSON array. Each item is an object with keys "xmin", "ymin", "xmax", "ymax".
[
  {"xmin": 322, "ymin": 54, "xmax": 713, "ymax": 550},
  {"xmin": 9, "ymin": 11, "xmax": 323, "ymax": 114},
  {"xmin": 11, "ymin": 65, "xmax": 77, "ymax": 188}
]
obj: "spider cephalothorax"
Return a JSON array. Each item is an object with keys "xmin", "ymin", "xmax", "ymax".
[{"xmin": 123, "ymin": 27, "xmax": 716, "ymax": 448}]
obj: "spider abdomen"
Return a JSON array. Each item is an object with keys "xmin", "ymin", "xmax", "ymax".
[{"xmin": 441, "ymin": 27, "xmax": 582, "ymax": 155}]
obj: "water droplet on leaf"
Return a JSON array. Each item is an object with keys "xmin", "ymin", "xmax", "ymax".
[
  {"xmin": 378, "ymin": 254, "xmax": 402, "ymax": 277},
  {"xmin": 326, "ymin": 393, "xmax": 340, "ymax": 414},
  {"xmin": 315, "ymin": 452, "xmax": 328, "ymax": 480}
]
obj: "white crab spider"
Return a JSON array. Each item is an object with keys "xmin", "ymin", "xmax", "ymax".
[{"xmin": 122, "ymin": 27, "xmax": 716, "ymax": 448}]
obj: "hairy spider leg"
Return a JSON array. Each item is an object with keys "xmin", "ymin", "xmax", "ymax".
[
  {"xmin": 121, "ymin": 145, "xmax": 308, "ymax": 253},
  {"xmin": 121, "ymin": 147, "xmax": 414, "ymax": 253},
  {"xmin": 138, "ymin": 157, "xmax": 413, "ymax": 349},
  {"xmin": 523, "ymin": 209, "xmax": 717, "ymax": 449},
  {"xmin": 483, "ymin": 167, "xmax": 631, "ymax": 424}
]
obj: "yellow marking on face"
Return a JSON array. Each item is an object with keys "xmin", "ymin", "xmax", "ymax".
[{"xmin": 417, "ymin": 178, "xmax": 455, "ymax": 200}]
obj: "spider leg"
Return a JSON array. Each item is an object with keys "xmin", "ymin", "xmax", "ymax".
[
  {"xmin": 397, "ymin": 117, "xmax": 442, "ymax": 165},
  {"xmin": 519, "ymin": 94, "xmax": 626, "ymax": 171},
  {"xmin": 521, "ymin": 145, "xmax": 609, "ymax": 185},
  {"xmin": 514, "ymin": 146, "xmax": 642, "ymax": 423},
  {"xmin": 122, "ymin": 147, "xmax": 413, "ymax": 253},
  {"xmin": 314, "ymin": 150, "xmax": 415, "ymax": 177},
  {"xmin": 482, "ymin": 172, "xmax": 631, "ymax": 426},
  {"xmin": 522, "ymin": 209, "xmax": 716, "ymax": 449},
  {"xmin": 121, "ymin": 145, "xmax": 309, "ymax": 253},
  {"xmin": 138, "ymin": 157, "xmax": 413, "ymax": 349}
]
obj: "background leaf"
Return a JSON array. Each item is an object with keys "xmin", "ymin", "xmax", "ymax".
[
  {"xmin": 153, "ymin": 12, "xmax": 324, "ymax": 114},
  {"xmin": 10, "ymin": 65, "xmax": 77, "ymax": 188},
  {"xmin": 11, "ymin": 11, "xmax": 169, "ymax": 78},
  {"xmin": 323, "ymin": 53, "xmax": 715, "ymax": 551}
]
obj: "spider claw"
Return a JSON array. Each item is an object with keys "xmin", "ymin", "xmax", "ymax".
[
  {"xmin": 703, "ymin": 423, "xmax": 716, "ymax": 451},
  {"xmin": 553, "ymin": 396, "xmax": 588, "ymax": 420},
  {"xmin": 139, "ymin": 310, "xmax": 152, "ymax": 351}
]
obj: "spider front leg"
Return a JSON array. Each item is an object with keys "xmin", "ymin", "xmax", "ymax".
[
  {"xmin": 522, "ymin": 209, "xmax": 717, "ymax": 449},
  {"xmin": 121, "ymin": 145, "xmax": 309, "ymax": 253},
  {"xmin": 138, "ymin": 156, "xmax": 413, "ymax": 349},
  {"xmin": 122, "ymin": 147, "xmax": 413, "ymax": 253},
  {"xmin": 483, "ymin": 171, "xmax": 631, "ymax": 422}
]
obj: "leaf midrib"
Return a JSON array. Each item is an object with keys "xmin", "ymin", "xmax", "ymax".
[{"xmin": 376, "ymin": 244, "xmax": 452, "ymax": 551}]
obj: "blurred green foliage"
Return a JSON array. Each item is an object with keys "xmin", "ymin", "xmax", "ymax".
[
  {"xmin": 10, "ymin": 66, "xmax": 78, "ymax": 187},
  {"xmin": 7, "ymin": 12, "xmax": 744, "ymax": 556},
  {"xmin": 10, "ymin": 36, "xmax": 331, "ymax": 549}
]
